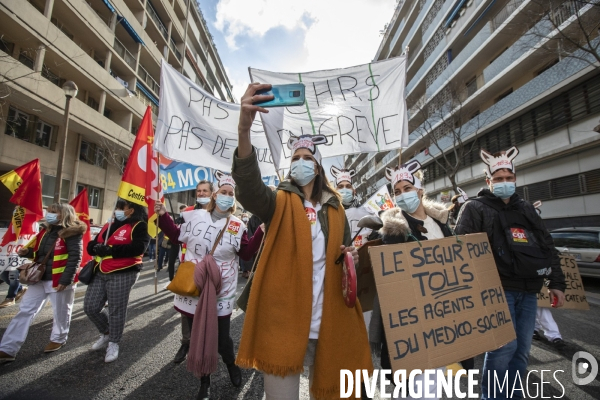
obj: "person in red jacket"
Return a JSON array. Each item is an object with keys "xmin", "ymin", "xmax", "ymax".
[
  {"xmin": 0, "ymin": 203, "xmax": 85, "ymax": 363},
  {"xmin": 84, "ymin": 198, "xmax": 149, "ymax": 363}
]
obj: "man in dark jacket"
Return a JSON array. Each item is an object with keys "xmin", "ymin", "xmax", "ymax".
[{"xmin": 455, "ymin": 147, "xmax": 565, "ymax": 400}]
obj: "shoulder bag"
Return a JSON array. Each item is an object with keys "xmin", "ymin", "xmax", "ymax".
[
  {"xmin": 167, "ymin": 217, "xmax": 229, "ymax": 297},
  {"xmin": 17, "ymin": 240, "xmax": 55, "ymax": 285}
]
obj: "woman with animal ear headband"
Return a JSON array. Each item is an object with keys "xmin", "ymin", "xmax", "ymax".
[
  {"xmin": 369, "ymin": 160, "xmax": 456, "ymax": 400},
  {"xmin": 231, "ymin": 83, "xmax": 371, "ymax": 399},
  {"xmin": 154, "ymin": 171, "xmax": 263, "ymax": 399}
]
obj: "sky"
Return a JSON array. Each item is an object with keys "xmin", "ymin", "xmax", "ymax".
[
  {"xmin": 197, "ymin": 0, "xmax": 398, "ymax": 101},
  {"xmin": 196, "ymin": 0, "xmax": 398, "ymax": 178}
]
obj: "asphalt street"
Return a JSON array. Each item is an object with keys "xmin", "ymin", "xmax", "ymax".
[{"xmin": 0, "ymin": 262, "xmax": 599, "ymax": 400}]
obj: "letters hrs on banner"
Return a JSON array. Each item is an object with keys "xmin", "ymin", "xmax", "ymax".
[
  {"xmin": 117, "ymin": 106, "xmax": 163, "ymax": 237},
  {"xmin": 249, "ymin": 56, "xmax": 409, "ymax": 171}
]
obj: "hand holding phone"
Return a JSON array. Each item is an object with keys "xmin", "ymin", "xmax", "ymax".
[{"xmin": 254, "ymin": 84, "xmax": 306, "ymax": 108}]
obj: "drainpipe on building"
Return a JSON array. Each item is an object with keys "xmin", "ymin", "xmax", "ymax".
[
  {"xmin": 180, "ymin": 0, "xmax": 191, "ymax": 74},
  {"xmin": 71, "ymin": 133, "xmax": 82, "ymax": 200}
]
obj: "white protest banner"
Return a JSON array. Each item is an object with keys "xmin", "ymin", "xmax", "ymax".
[
  {"xmin": 369, "ymin": 233, "xmax": 516, "ymax": 371},
  {"xmin": 155, "ymin": 61, "xmax": 276, "ymax": 176},
  {"xmin": 249, "ymin": 56, "xmax": 408, "ymax": 170},
  {"xmin": 363, "ymin": 185, "xmax": 395, "ymax": 214},
  {"xmin": 537, "ymin": 255, "xmax": 589, "ymax": 310}
]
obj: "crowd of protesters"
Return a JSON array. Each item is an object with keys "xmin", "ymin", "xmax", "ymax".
[{"xmin": 0, "ymin": 82, "xmax": 568, "ymax": 400}]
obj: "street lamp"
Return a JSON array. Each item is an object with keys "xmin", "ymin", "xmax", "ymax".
[{"xmin": 53, "ymin": 80, "xmax": 78, "ymax": 203}]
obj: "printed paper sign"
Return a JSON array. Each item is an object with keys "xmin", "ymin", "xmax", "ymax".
[
  {"xmin": 363, "ymin": 185, "xmax": 395, "ymax": 214},
  {"xmin": 249, "ymin": 56, "xmax": 409, "ymax": 170},
  {"xmin": 155, "ymin": 62, "xmax": 276, "ymax": 176},
  {"xmin": 0, "ymin": 228, "xmax": 34, "ymax": 273},
  {"xmin": 369, "ymin": 233, "xmax": 516, "ymax": 371},
  {"xmin": 537, "ymin": 255, "xmax": 589, "ymax": 310}
]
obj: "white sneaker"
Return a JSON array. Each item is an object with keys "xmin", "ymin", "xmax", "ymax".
[
  {"xmin": 105, "ymin": 342, "xmax": 119, "ymax": 363},
  {"xmin": 91, "ymin": 334, "xmax": 110, "ymax": 351}
]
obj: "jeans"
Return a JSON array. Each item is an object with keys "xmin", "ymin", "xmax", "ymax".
[
  {"xmin": 148, "ymin": 242, "xmax": 156, "ymax": 259},
  {"xmin": 168, "ymin": 244, "xmax": 179, "ymax": 281},
  {"xmin": 1, "ymin": 270, "xmax": 22, "ymax": 299},
  {"xmin": 158, "ymin": 247, "xmax": 169, "ymax": 269},
  {"xmin": 481, "ymin": 291, "xmax": 537, "ymax": 400}
]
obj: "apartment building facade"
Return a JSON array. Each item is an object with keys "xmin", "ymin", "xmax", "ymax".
[
  {"xmin": 0, "ymin": 0, "xmax": 233, "ymax": 226},
  {"xmin": 346, "ymin": 0, "xmax": 600, "ymax": 228}
]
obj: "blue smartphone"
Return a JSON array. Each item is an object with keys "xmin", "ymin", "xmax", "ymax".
[{"xmin": 255, "ymin": 84, "xmax": 305, "ymax": 108}]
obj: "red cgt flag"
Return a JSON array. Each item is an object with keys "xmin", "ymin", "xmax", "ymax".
[
  {"xmin": 70, "ymin": 188, "xmax": 93, "ymax": 266},
  {"xmin": 117, "ymin": 106, "xmax": 162, "ymax": 237},
  {"xmin": 0, "ymin": 159, "xmax": 43, "ymax": 217}
]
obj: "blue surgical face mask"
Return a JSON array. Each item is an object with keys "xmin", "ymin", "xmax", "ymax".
[
  {"xmin": 45, "ymin": 212, "xmax": 59, "ymax": 225},
  {"xmin": 197, "ymin": 197, "xmax": 210, "ymax": 205},
  {"xmin": 339, "ymin": 188, "xmax": 354, "ymax": 205},
  {"xmin": 216, "ymin": 194, "xmax": 235, "ymax": 210},
  {"xmin": 395, "ymin": 190, "xmax": 421, "ymax": 214},
  {"xmin": 115, "ymin": 210, "xmax": 127, "ymax": 221},
  {"xmin": 290, "ymin": 159, "xmax": 316, "ymax": 187},
  {"xmin": 492, "ymin": 182, "xmax": 516, "ymax": 199}
]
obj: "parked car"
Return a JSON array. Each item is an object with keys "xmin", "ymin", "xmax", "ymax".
[{"xmin": 550, "ymin": 227, "xmax": 600, "ymax": 278}]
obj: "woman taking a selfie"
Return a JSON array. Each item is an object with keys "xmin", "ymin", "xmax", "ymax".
[
  {"xmin": 0, "ymin": 203, "xmax": 85, "ymax": 363},
  {"xmin": 231, "ymin": 83, "xmax": 372, "ymax": 399},
  {"xmin": 154, "ymin": 172, "xmax": 263, "ymax": 400},
  {"xmin": 84, "ymin": 199, "xmax": 149, "ymax": 363}
]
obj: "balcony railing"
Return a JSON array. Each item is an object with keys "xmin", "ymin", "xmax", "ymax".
[
  {"xmin": 114, "ymin": 38, "xmax": 136, "ymax": 70},
  {"xmin": 138, "ymin": 64, "xmax": 160, "ymax": 94},
  {"xmin": 135, "ymin": 89, "xmax": 159, "ymax": 116},
  {"xmin": 170, "ymin": 38, "xmax": 182, "ymax": 61},
  {"xmin": 146, "ymin": 1, "xmax": 168, "ymax": 40},
  {"xmin": 491, "ymin": 0, "xmax": 525, "ymax": 32}
]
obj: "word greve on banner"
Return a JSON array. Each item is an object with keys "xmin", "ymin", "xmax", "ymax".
[
  {"xmin": 155, "ymin": 61, "xmax": 276, "ymax": 176},
  {"xmin": 369, "ymin": 233, "xmax": 516, "ymax": 371},
  {"xmin": 538, "ymin": 255, "xmax": 589, "ymax": 310},
  {"xmin": 249, "ymin": 56, "xmax": 409, "ymax": 171}
]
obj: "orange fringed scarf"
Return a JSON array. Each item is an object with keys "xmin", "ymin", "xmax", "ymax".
[{"xmin": 236, "ymin": 190, "xmax": 373, "ymax": 399}]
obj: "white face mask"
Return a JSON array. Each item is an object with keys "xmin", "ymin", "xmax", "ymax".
[{"xmin": 197, "ymin": 197, "xmax": 210, "ymax": 205}]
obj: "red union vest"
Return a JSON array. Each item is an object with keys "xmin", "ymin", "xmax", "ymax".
[
  {"xmin": 32, "ymin": 229, "xmax": 79, "ymax": 287},
  {"xmin": 95, "ymin": 222, "xmax": 143, "ymax": 273}
]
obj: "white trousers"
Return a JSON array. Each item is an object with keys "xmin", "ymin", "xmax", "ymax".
[
  {"xmin": 535, "ymin": 307, "xmax": 562, "ymax": 340},
  {"xmin": 0, "ymin": 280, "xmax": 75, "ymax": 356},
  {"xmin": 263, "ymin": 339, "xmax": 317, "ymax": 400},
  {"xmin": 264, "ymin": 366, "xmax": 315, "ymax": 400}
]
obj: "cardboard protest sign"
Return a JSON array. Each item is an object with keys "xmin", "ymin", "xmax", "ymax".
[
  {"xmin": 249, "ymin": 56, "xmax": 409, "ymax": 171},
  {"xmin": 357, "ymin": 239, "xmax": 382, "ymax": 312},
  {"xmin": 363, "ymin": 185, "xmax": 395, "ymax": 214},
  {"xmin": 369, "ymin": 233, "xmax": 516, "ymax": 371},
  {"xmin": 537, "ymin": 255, "xmax": 589, "ymax": 310},
  {"xmin": 155, "ymin": 62, "xmax": 276, "ymax": 176}
]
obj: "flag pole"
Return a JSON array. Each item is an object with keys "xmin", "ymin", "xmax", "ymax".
[{"xmin": 154, "ymin": 153, "xmax": 161, "ymax": 295}]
